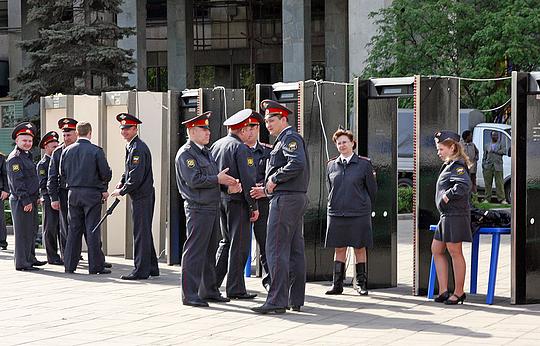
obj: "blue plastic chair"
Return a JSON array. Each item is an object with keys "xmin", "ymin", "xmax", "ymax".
[{"xmin": 428, "ymin": 224, "xmax": 510, "ymax": 304}]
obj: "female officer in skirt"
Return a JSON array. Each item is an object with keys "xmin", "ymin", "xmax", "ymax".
[
  {"xmin": 432, "ymin": 130, "xmax": 472, "ymax": 305},
  {"xmin": 325, "ymin": 128, "xmax": 377, "ymax": 295}
]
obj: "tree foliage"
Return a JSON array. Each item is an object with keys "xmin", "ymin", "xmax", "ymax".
[
  {"xmin": 13, "ymin": 0, "xmax": 135, "ymax": 105},
  {"xmin": 363, "ymin": 0, "xmax": 540, "ymax": 117}
]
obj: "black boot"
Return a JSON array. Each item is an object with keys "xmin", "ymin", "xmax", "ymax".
[
  {"xmin": 355, "ymin": 263, "xmax": 368, "ymax": 296},
  {"xmin": 325, "ymin": 261, "xmax": 345, "ymax": 295}
]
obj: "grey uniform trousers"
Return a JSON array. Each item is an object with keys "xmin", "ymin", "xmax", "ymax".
[
  {"xmin": 10, "ymin": 197, "xmax": 38, "ymax": 269},
  {"xmin": 42, "ymin": 196, "xmax": 61, "ymax": 263},
  {"xmin": 181, "ymin": 206, "xmax": 222, "ymax": 301},
  {"xmin": 58, "ymin": 188, "xmax": 69, "ymax": 256},
  {"xmin": 215, "ymin": 199, "xmax": 252, "ymax": 296},
  {"xmin": 64, "ymin": 188, "xmax": 105, "ymax": 273},
  {"xmin": 265, "ymin": 193, "xmax": 308, "ymax": 308},
  {"xmin": 131, "ymin": 191, "xmax": 159, "ymax": 278}
]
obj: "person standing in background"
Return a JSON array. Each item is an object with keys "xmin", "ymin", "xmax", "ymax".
[{"xmin": 461, "ymin": 130, "xmax": 479, "ymax": 194}]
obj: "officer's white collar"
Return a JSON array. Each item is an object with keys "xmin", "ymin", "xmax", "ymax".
[
  {"xmin": 338, "ymin": 153, "xmax": 354, "ymax": 164},
  {"xmin": 128, "ymin": 135, "xmax": 138, "ymax": 146},
  {"xmin": 78, "ymin": 137, "xmax": 91, "ymax": 142},
  {"xmin": 191, "ymin": 141, "xmax": 205, "ymax": 150},
  {"xmin": 276, "ymin": 126, "xmax": 292, "ymax": 139}
]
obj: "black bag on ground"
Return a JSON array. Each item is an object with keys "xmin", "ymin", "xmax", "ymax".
[{"xmin": 470, "ymin": 208, "xmax": 511, "ymax": 235}]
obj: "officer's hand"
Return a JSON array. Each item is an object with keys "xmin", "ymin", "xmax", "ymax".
[
  {"xmin": 217, "ymin": 168, "xmax": 238, "ymax": 186},
  {"xmin": 23, "ymin": 203, "xmax": 33, "ymax": 212},
  {"xmin": 250, "ymin": 210, "xmax": 259, "ymax": 222},
  {"xmin": 36, "ymin": 198, "xmax": 42, "ymax": 206},
  {"xmin": 102, "ymin": 192, "xmax": 109, "ymax": 202},
  {"xmin": 228, "ymin": 182, "xmax": 242, "ymax": 194},
  {"xmin": 111, "ymin": 189, "xmax": 122, "ymax": 197},
  {"xmin": 0, "ymin": 191, "xmax": 9, "ymax": 200},
  {"xmin": 443, "ymin": 194, "xmax": 449, "ymax": 203},
  {"xmin": 266, "ymin": 180, "xmax": 277, "ymax": 194},
  {"xmin": 51, "ymin": 201, "xmax": 60, "ymax": 210},
  {"xmin": 115, "ymin": 182, "xmax": 123, "ymax": 189},
  {"xmin": 250, "ymin": 186, "xmax": 266, "ymax": 199}
]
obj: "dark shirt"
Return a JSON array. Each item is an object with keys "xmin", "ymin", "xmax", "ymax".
[
  {"xmin": 0, "ymin": 153, "xmax": 8, "ymax": 193},
  {"xmin": 266, "ymin": 127, "xmax": 310, "ymax": 195},
  {"xmin": 175, "ymin": 140, "xmax": 220, "ymax": 210},
  {"xmin": 211, "ymin": 133, "xmax": 258, "ymax": 211},
  {"xmin": 47, "ymin": 144, "xmax": 66, "ymax": 202},
  {"xmin": 435, "ymin": 159, "xmax": 471, "ymax": 216},
  {"xmin": 118, "ymin": 136, "xmax": 154, "ymax": 200},
  {"xmin": 326, "ymin": 154, "xmax": 377, "ymax": 217},
  {"xmin": 251, "ymin": 142, "xmax": 272, "ymax": 185},
  {"xmin": 6, "ymin": 146, "xmax": 39, "ymax": 205},
  {"xmin": 60, "ymin": 138, "xmax": 112, "ymax": 191},
  {"xmin": 37, "ymin": 155, "xmax": 51, "ymax": 197}
]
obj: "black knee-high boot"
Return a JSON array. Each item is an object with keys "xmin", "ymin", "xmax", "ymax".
[
  {"xmin": 326, "ymin": 261, "xmax": 345, "ymax": 295},
  {"xmin": 355, "ymin": 263, "xmax": 368, "ymax": 296}
]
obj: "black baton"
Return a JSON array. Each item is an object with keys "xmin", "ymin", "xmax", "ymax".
[{"xmin": 91, "ymin": 198, "xmax": 121, "ymax": 234}]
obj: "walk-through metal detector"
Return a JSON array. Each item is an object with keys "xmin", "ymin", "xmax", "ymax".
[
  {"xmin": 167, "ymin": 88, "xmax": 245, "ymax": 265},
  {"xmin": 354, "ymin": 77, "xmax": 399, "ymax": 288},
  {"xmin": 511, "ymin": 71, "xmax": 540, "ymax": 304},
  {"xmin": 414, "ymin": 76, "xmax": 460, "ymax": 295},
  {"xmin": 255, "ymin": 81, "xmax": 349, "ymax": 281}
]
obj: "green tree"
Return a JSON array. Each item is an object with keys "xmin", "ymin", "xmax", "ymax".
[
  {"xmin": 13, "ymin": 0, "xmax": 135, "ymax": 105},
  {"xmin": 364, "ymin": 0, "xmax": 540, "ymax": 115}
]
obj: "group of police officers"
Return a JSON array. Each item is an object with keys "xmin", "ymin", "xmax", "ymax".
[{"xmin": 1, "ymin": 98, "xmax": 309, "ymax": 314}]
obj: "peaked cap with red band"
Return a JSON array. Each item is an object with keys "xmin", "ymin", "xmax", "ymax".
[
  {"xmin": 260, "ymin": 99, "xmax": 292, "ymax": 118},
  {"xmin": 12, "ymin": 122, "xmax": 37, "ymax": 140},
  {"xmin": 116, "ymin": 113, "xmax": 142, "ymax": 129},
  {"xmin": 182, "ymin": 111, "xmax": 212, "ymax": 129},
  {"xmin": 223, "ymin": 109, "xmax": 261, "ymax": 130},
  {"xmin": 58, "ymin": 118, "xmax": 78, "ymax": 132},
  {"xmin": 39, "ymin": 131, "xmax": 60, "ymax": 149}
]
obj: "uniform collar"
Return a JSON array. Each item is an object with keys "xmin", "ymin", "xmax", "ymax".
[
  {"xmin": 77, "ymin": 138, "xmax": 91, "ymax": 143},
  {"xmin": 276, "ymin": 126, "xmax": 292, "ymax": 142},
  {"xmin": 128, "ymin": 135, "xmax": 139, "ymax": 146},
  {"xmin": 189, "ymin": 140, "xmax": 205, "ymax": 151},
  {"xmin": 338, "ymin": 153, "xmax": 354, "ymax": 164}
]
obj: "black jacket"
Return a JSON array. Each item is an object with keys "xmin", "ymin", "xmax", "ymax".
[
  {"xmin": 6, "ymin": 147, "xmax": 39, "ymax": 205},
  {"xmin": 47, "ymin": 144, "xmax": 66, "ymax": 202},
  {"xmin": 37, "ymin": 155, "xmax": 51, "ymax": 197},
  {"xmin": 435, "ymin": 159, "xmax": 471, "ymax": 216},
  {"xmin": 118, "ymin": 136, "xmax": 154, "ymax": 200}
]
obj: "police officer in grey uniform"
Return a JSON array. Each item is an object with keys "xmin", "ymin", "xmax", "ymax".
[
  {"xmin": 211, "ymin": 109, "xmax": 260, "ymax": 299},
  {"xmin": 61, "ymin": 122, "xmax": 112, "ymax": 274},
  {"xmin": 37, "ymin": 131, "xmax": 63, "ymax": 265},
  {"xmin": 251, "ymin": 100, "xmax": 310, "ymax": 314},
  {"xmin": 482, "ymin": 131, "xmax": 506, "ymax": 203},
  {"xmin": 111, "ymin": 113, "xmax": 159, "ymax": 280},
  {"xmin": 7, "ymin": 122, "xmax": 45, "ymax": 271},
  {"xmin": 243, "ymin": 116, "xmax": 272, "ymax": 291},
  {"xmin": 0, "ymin": 151, "xmax": 9, "ymax": 250},
  {"xmin": 175, "ymin": 112, "xmax": 240, "ymax": 307}
]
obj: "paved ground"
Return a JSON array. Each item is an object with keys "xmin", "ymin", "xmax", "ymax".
[{"xmin": 1, "ymin": 218, "xmax": 539, "ymax": 345}]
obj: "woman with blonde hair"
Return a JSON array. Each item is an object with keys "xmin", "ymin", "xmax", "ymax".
[{"xmin": 432, "ymin": 131, "xmax": 472, "ymax": 305}]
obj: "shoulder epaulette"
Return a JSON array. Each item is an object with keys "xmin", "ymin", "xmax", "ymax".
[
  {"xmin": 260, "ymin": 142, "xmax": 273, "ymax": 149},
  {"xmin": 327, "ymin": 156, "xmax": 338, "ymax": 163},
  {"xmin": 358, "ymin": 155, "xmax": 371, "ymax": 161}
]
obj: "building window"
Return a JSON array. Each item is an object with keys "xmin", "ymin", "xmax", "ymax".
[
  {"xmin": 147, "ymin": 0, "xmax": 166, "ymax": 22},
  {"xmin": 147, "ymin": 51, "xmax": 167, "ymax": 92}
]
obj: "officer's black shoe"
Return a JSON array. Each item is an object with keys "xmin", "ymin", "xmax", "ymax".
[
  {"xmin": 0, "ymin": 243, "xmax": 7, "ymax": 250},
  {"xmin": 33, "ymin": 260, "xmax": 47, "ymax": 266},
  {"xmin": 120, "ymin": 274, "xmax": 147, "ymax": 280},
  {"xmin": 182, "ymin": 299, "xmax": 209, "ymax": 308},
  {"xmin": 287, "ymin": 305, "xmax": 301, "ymax": 312},
  {"xmin": 65, "ymin": 269, "xmax": 75, "ymax": 273},
  {"xmin": 16, "ymin": 266, "xmax": 40, "ymax": 272},
  {"xmin": 326, "ymin": 261, "xmax": 345, "ymax": 295},
  {"xmin": 150, "ymin": 271, "xmax": 160, "ymax": 277},
  {"xmin": 355, "ymin": 263, "xmax": 369, "ymax": 296},
  {"xmin": 202, "ymin": 295, "xmax": 230, "ymax": 303},
  {"xmin": 104, "ymin": 262, "xmax": 113, "ymax": 268},
  {"xmin": 49, "ymin": 260, "xmax": 64, "ymax": 266},
  {"xmin": 263, "ymin": 283, "xmax": 271, "ymax": 292},
  {"xmin": 228, "ymin": 292, "xmax": 257, "ymax": 300},
  {"xmin": 89, "ymin": 269, "xmax": 111, "ymax": 274},
  {"xmin": 251, "ymin": 304, "xmax": 286, "ymax": 314}
]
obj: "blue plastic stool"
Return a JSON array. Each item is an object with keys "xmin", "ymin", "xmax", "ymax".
[{"xmin": 427, "ymin": 225, "xmax": 510, "ymax": 304}]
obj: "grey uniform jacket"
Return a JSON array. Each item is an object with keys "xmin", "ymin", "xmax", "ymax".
[
  {"xmin": 482, "ymin": 142, "xmax": 505, "ymax": 172},
  {"xmin": 6, "ymin": 147, "xmax": 39, "ymax": 205},
  {"xmin": 0, "ymin": 153, "xmax": 8, "ymax": 193},
  {"xmin": 60, "ymin": 139, "xmax": 112, "ymax": 191},
  {"xmin": 435, "ymin": 159, "xmax": 471, "ymax": 216},
  {"xmin": 117, "ymin": 136, "xmax": 154, "ymax": 200},
  {"xmin": 37, "ymin": 155, "xmax": 51, "ymax": 198},
  {"xmin": 47, "ymin": 144, "xmax": 66, "ymax": 202},
  {"xmin": 211, "ymin": 133, "xmax": 258, "ymax": 211},
  {"xmin": 266, "ymin": 127, "xmax": 310, "ymax": 195},
  {"xmin": 326, "ymin": 154, "xmax": 377, "ymax": 217},
  {"xmin": 175, "ymin": 140, "xmax": 220, "ymax": 210}
]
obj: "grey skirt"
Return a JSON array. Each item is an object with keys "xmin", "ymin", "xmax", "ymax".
[
  {"xmin": 434, "ymin": 214, "xmax": 472, "ymax": 243},
  {"xmin": 325, "ymin": 215, "xmax": 373, "ymax": 249}
]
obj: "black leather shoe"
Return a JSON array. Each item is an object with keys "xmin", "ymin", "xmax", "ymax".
[
  {"xmin": 104, "ymin": 262, "xmax": 112, "ymax": 268},
  {"xmin": 89, "ymin": 269, "xmax": 111, "ymax": 274},
  {"xmin": 434, "ymin": 291, "xmax": 451, "ymax": 303},
  {"xmin": 65, "ymin": 269, "xmax": 75, "ymax": 273},
  {"xmin": 263, "ymin": 282, "xmax": 271, "ymax": 292},
  {"xmin": 33, "ymin": 260, "xmax": 47, "ymax": 266},
  {"xmin": 120, "ymin": 274, "xmax": 147, "ymax": 280},
  {"xmin": 228, "ymin": 292, "xmax": 257, "ymax": 300},
  {"xmin": 287, "ymin": 305, "xmax": 301, "ymax": 312},
  {"xmin": 48, "ymin": 260, "xmax": 64, "ymax": 266},
  {"xmin": 251, "ymin": 305, "xmax": 286, "ymax": 314},
  {"xmin": 16, "ymin": 267, "xmax": 40, "ymax": 272},
  {"xmin": 150, "ymin": 271, "xmax": 160, "ymax": 277},
  {"xmin": 0, "ymin": 245, "xmax": 7, "ymax": 250},
  {"xmin": 444, "ymin": 293, "xmax": 466, "ymax": 305},
  {"xmin": 203, "ymin": 295, "xmax": 230, "ymax": 303},
  {"xmin": 183, "ymin": 299, "xmax": 209, "ymax": 307}
]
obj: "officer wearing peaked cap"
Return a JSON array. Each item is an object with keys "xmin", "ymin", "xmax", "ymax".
[
  {"xmin": 48, "ymin": 117, "xmax": 78, "ymax": 258},
  {"xmin": 111, "ymin": 113, "xmax": 160, "ymax": 280},
  {"xmin": 175, "ymin": 112, "xmax": 240, "ymax": 307},
  {"xmin": 211, "ymin": 109, "xmax": 260, "ymax": 300},
  {"xmin": 250, "ymin": 100, "xmax": 310, "ymax": 314},
  {"xmin": 7, "ymin": 122, "xmax": 45, "ymax": 271},
  {"xmin": 37, "ymin": 131, "xmax": 63, "ymax": 265}
]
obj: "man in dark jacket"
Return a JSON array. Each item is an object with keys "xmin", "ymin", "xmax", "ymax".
[{"xmin": 111, "ymin": 113, "xmax": 159, "ymax": 280}]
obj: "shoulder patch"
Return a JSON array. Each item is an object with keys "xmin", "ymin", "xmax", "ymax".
[
  {"xmin": 455, "ymin": 167, "xmax": 465, "ymax": 175},
  {"xmin": 186, "ymin": 159, "xmax": 196, "ymax": 168},
  {"xmin": 132, "ymin": 156, "xmax": 140, "ymax": 164},
  {"xmin": 287, "ymin": 141, "xmax": 298, "ymax": 151},
  {"xmin": 12, "ymin": 164, "xmax": 20, "ymax": 172},
  {"xmin": 247, "ymin": 157, "xmax": 254, "ymax": 167}
]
